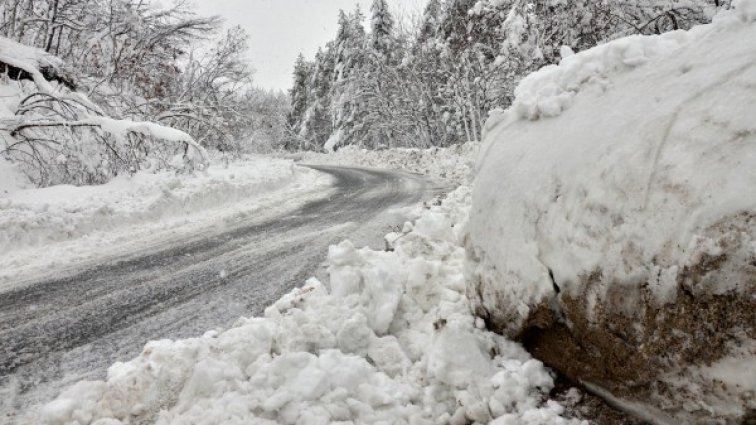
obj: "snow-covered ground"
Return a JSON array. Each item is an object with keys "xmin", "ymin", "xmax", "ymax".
[
  {"xmin": 7, "ymin": 2, "xmax": 756, "ymax": 424},
  {"xmin": 0, "ymin": 156, "xmax": 332, "ymax": 288},
  {"xmin": 467, "ymin": 3, "xmax": 756, "ymax": 423},
  {"xmin": 32, "ymin": 185, "xmax": 585, "ymax": 425},
  {"xmin": 7, "ymin": 139, "xmax": 590, "ymax": 425}
]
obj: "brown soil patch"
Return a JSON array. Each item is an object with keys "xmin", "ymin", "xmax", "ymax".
[{"xmin": 513, "ymin": 213, "xmax": 756, "ymax": 422}]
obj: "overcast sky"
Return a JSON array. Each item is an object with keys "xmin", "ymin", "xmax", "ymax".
[{"xmin": 193, "ymin": 0, "xmax": 425, "ymax": 92}]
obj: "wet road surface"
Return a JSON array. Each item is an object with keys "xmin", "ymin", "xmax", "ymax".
[{"xmin": 0, "ymin": 165, "xmax": 442, "ymax": 420}]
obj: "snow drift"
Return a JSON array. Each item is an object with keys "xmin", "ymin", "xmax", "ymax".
[
  {"xmin": 0, "ymin": 156, "xmax": 302, "ymax": 253},
  {"xmin": 466, "ymin": 3, "xmax": 756, "ymax": 423}
]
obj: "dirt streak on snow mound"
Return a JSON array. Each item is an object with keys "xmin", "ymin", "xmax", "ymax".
[
  {"xmin": 0, "ymin": 156, "xmax": 300, "ymax": 252},
  {"xmin": 31, "ymin": 186, "xmax": 585, "ymax": 425},
  {"xmin": 467, "ymin": 4, "xmax": 756, "ymax": 424}
]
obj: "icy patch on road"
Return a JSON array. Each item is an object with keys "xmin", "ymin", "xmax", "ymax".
[{"xmin": 31, "ymin": 186, "xmax": 583, "ymax": 425}]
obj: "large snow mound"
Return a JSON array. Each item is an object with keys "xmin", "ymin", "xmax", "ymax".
[
  {"xmin": 0, "ymin": 156, "xmax": 300, "ymax": 252},
  {"xmin": 30, "ymin": 187, "xmax": 585, "ymax": 425},
  {"xmin": 469, "ymin": 0, "xmax": 756, "ymax": 333},
  {"xmin": 467, "ymin": 4, "xmax": 756, "ymax": 423}
]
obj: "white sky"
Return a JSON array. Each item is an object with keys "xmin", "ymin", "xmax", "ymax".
[{"xmin": 193, "ymin": 0, "xmax": 425, "ymax": 92}]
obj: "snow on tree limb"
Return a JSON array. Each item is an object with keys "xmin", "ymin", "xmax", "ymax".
[
  {"xmin": 0, "ymin": 37, "xmax": 209, "ymax": 170},
  {"xmin": 93, "ymin": 117, "xmax": 209, "ymax": 166},
  {"xmin": 1, "ymin": 116, "xmax": 209, "ymax": 166},
  {"xmin": 0, "ymin": 54, "xmax": 56, "ymax": 95}
]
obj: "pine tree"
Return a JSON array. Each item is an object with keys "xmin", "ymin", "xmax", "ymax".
[
  {"xmin": 418, "ymin": 0, "xmax": 442, "ymax": 44},
  {"xmin": 336, "ymin": 10, "xmax": 351, "ymax": 46},
  {"xmin": 288, "ymin": 53, "xmax": 310, "ymax": 129},
  {"xmin": 298, "ymin": 46, "xmax": 335, "ymax": 150},
  {"xmin": 351, "ymin": 5, "xmax": 366, "ymax": 40},
  {"xmin": 370, "ymin": 0, "xmax": 394, "ymax": 58},
  {"xmin": 324, "ymin": 5, "xmax": 375, "ymax": 151},
  {"xmin": 285, "ymin": 0, "xmax": 728, "ymax": 151}
]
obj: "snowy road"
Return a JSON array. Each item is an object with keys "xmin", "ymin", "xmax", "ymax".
[{"xmin": 0, "ymin": 165, "xmax": 441, "ymax": 419}]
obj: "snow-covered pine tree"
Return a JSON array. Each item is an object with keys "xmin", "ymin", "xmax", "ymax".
[
  {"xmin": 284, "ymin": 0, "xmax": 730, "ymax": 152},
  {"xmin": 418, "ymin": 0, "xmax": 443, "ymax": 44},
  {"xmin": 286, "ymin": 53, "xmax": 311, "ymax": 148},
  {"xmin": 297, "ymin": 46, "xmax": 335, "ymax": 150},
  {"xmin": 351, "ymin": 4, "xmax": 367, "ymax": 40},
  {"xmin": 327, "ymin": 6, "xmax": 371, "ymax": 151},
  {"xmin": 370, "ymin": 0, "xmax": 395, "ymax": 59}
]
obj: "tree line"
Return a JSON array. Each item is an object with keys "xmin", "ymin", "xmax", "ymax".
[
  {"xmin": 1, "ymin": 0, "xmax": 287, "ymax": 186},
  {"xmin": 285, "ymin": 0, "xmax": 731, "ymax": 152}
]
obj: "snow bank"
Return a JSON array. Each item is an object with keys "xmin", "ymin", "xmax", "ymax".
[
  {"xmin": 510, "ymin": 3, "xmax": 756, "ymax": 121},
  {"xmin": 30, "ymin": 186, "xmax": 584, "ymax": 425},
  {"xmin": 298, "ymin": 142, "xmax": 478, "ymax": 184},
  {"xmin": 0, "ymin": 156, "xmax": 300, "ymax": 252},
  {"xmin": 467, "ymin": 4, "xmax": 756, "ymax": 423}
]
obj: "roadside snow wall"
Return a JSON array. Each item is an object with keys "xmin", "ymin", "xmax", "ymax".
[
  {"xmin": 466, "ymin": 4, "xmax": 756, "ymax": 424},
  {"xmin": 298, "ymin": 142, "xmax": 479, "ymax": 185}
]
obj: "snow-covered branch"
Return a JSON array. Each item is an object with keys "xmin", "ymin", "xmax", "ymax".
[{"xmin": 1, "ymin": 116, "xmax": 209, "ymax": 166}]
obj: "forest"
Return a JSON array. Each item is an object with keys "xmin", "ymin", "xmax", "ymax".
[{"xmin": 285, "ymin": 0, "xmax": 731, "ymax": 151}]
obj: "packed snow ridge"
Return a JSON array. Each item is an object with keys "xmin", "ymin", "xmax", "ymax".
[
  {"xmin": 0, "ymin": 155, "xmax": 335, "ymax": 289},
  {"xmin": 298, "ymin": 142, "xmax": 478, "ymax": 184}
]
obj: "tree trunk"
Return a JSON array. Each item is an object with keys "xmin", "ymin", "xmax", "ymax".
[{"xmin": 45, "ymin": 0, "xmax": 59, "ymax": 53}]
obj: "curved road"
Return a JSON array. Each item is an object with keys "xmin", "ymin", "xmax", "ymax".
[{"xmin": 0, "ymin": 165, "xmax": 442, "ymax": 420}]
